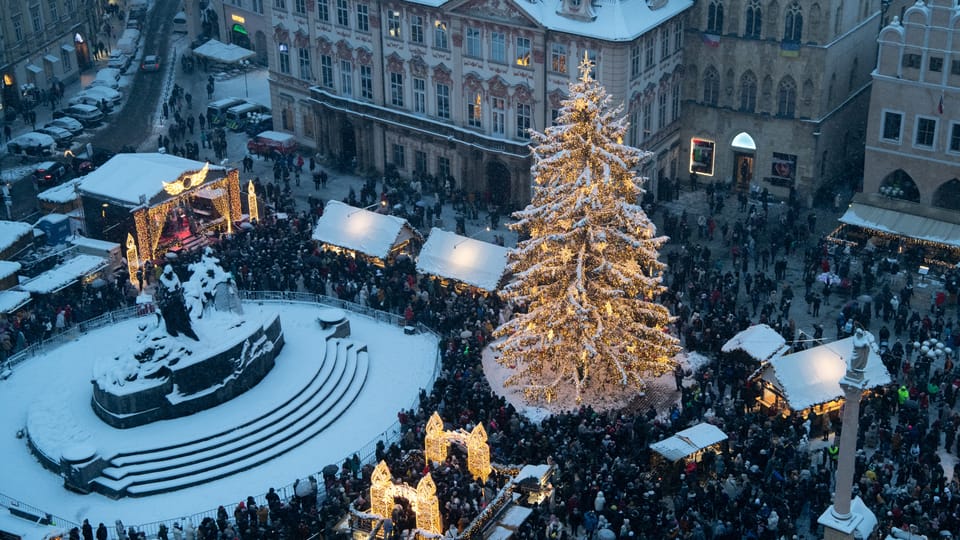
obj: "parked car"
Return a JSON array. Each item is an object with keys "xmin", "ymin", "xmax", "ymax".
[
  {"xmin": 107, "ymin": 50, "xmax": 132, "ymax": 72},
  {"xmin": 34, "ymin": 161, "xmax": 71, "ymax": 187},
  {"xmin": 140, "ymin": 55, "xmax": 161, "ymax": 72},
  {"xmin": 45, "ymin": 117, "xmax": 84, "ymax": 136},
  {"xmin": 96, "ymin": 67, "xmax": 123, "ymax": 82},
  {"xmin": 35, "ymin": 126, "xmax": 74, "ymax": 148},
  {"xmin": 68, "ymin": 93, "xmax": 114, "ymax": 113},
  {"xmin": 244, "ymin": 114, "xmax": 274, "ymax": 137},
  {"xmin": 247, "ymin": 131, "xmax": 298, "ymax": 156},
  {"xmin": 74, "ymin": 86, "xmax": 123, "ymax": 106},
  {"xmin": 87, "ymin": 77, "xmax": 121, "ymax": 92},
  {"xmin": 55, "ymin": 104, "xmax": 104, "ymax": 127},
  {"xmin": 7, "ymin": 132, "xmax": 57, "ymax": 158}
]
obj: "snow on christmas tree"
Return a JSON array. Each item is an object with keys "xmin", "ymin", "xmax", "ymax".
[{"xmin": 494, "ymin": 56, "xmax": 680, "ymax": 407}]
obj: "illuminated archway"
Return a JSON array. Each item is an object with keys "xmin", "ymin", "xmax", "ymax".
[
  {"xmin": 424, "ymin": 411, "xmax": 491, "ymax": 483},
  {"xmin": 369, "ymin": 461, "xmax": 442, "ymax": 535}
]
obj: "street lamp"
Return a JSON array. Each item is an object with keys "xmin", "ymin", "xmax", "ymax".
[{"xmin": 240, "ymin": 59, "xmax": 250, "ymax": 98}]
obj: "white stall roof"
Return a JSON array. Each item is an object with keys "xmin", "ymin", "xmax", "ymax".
[
  {"xmin": 312, "ymin": 200, "xmax": 420, "ymax": 260},
  {"xmin": 192, "ymin": 39, "xmax": 255, "ymax": 63},
  {"xmin": 840, "ymin": 202, "xmax": 960, "ymax": 248},
  {"xmin": 513, "ymin": 464, "xmax": 551, "ymax": 485},
  {"xmin": 721, "ymin": 324, "xmax": 788, "ymax": 361},
  {"xmin": 650, "ymin": 422, "xmax": 728, "ymax": 462},
  {"xmin": 79, "ymin": 154, "xmax": 227, "ymax": 207},
  {"xmin": 0, "ymin": 221, "xmax": 33, "ymax": 253},
  {"xmin": 0, "ymin": 261, "xmax": 22, "ymax": 281},
  {"xmin": 18, "ymin": 254, "xmax": 106, "ymax": 294},
  {"xmin": 38, "ymin": 178, "xmax": 83, "ymax": 205},
  {"xmin": 0, "ymin": 289, "xmax": 31, "ymax": 313},
  {"xmin": 68, "ymin": 235, "xmax": 121, "ymax": 253},
  {"xmin": 763, "ymin": 335, "xmax": 892, "ymax": 411},
  {"xmin": 416, "ymin": 228, "xmax": 509, "ymax": 291}
]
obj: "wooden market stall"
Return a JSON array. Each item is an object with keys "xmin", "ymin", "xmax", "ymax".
[
  {"xmin": 312, "ymin": 200, "xmax": 422, "ymax": 265},
  {"xmin": 416, "ymin": 228, "xmax": 510, "ymax": 293},
  {"xmin": 650, "ymin": 423, "xmax": 728, "ymax": 489}
]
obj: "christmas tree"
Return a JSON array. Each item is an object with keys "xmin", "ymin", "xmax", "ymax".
[{"xmin": 494, "ymin": 57, "xmax": 680, "ymax": 407}]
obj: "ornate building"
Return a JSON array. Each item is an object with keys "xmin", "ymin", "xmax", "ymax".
[
  {"xmin": 258, "ymin": 0, "xmax": 691, "ymax": 208},
  {"xmin": 0, "ymin": 0, "xmax": 99, "ymax": 120},
  {"xmin": 680, "ymin": 0, "xmax": 886, "ymax": 205}
]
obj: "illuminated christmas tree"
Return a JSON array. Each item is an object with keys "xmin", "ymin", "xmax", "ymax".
[{"xmin": 494, "ymin": 57, "xmax": 680, "ymax": 407}]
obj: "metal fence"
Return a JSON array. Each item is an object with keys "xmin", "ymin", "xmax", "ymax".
[{"xmin": 0, "ymin": 293, "xmax": 443, "ymax": 539}]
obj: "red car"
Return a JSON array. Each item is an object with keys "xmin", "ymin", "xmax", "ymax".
[{"xmin": 247, "ymin": 131, "xmax": 298, "ymax": 156}]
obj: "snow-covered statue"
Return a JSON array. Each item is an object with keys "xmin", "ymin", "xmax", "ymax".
[
  {"xmin": 182, "ymin": 247, "xmax": 243, "ymax": 318},
  {"xmin": 849, "ymin": 328, "xmax": 873, "ymax": 377},
  {"xmin": 155, "ymin": 265, "xmax": 199, "ymax": 341}
]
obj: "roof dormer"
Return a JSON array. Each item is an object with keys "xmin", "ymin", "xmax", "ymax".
[{"xmin": 557, "ymin": 0, "xmax": 596, "ymax": 22}]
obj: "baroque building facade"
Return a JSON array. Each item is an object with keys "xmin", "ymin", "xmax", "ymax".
[
  {"xmin": 0, "ymin": 0, "xmax": 100, "ymax": 120},
  {"xmin": 680, "ymin": 0, "xmax": 884, "ymax": 206},
  {"xmin": 254, "ymin": 0, "xmax": 691, "ymax": 208}
]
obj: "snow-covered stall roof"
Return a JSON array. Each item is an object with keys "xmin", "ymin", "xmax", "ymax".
[
  {"xmin": 0, "ymin": 220, "xmax": 34, "ymax": 253},
  {"xmin": 18, "ymin": 254, "xmax": 107, "ymax": 294},
  {"xmin": 78, "ymin": 154, "xmax": 228, "ymax": 207},
  {"xmin": 721, "ymin": 324, "xmax": 788, "ymax": 362},
  {"xmin": 38, "ymin": 178, "xmax": 82, "ymax": 205},
  {"xmin": 0, "ymin": 261, "xmax": 22, "ymax": 281},
  {"xmin": 0, "ymin": 289, "xmax": 31, "ymax": 313},
  {"xmin": 761, "ymin": 335, "xmax": 892, "ymax": 411},
  {"xmin": 192, "ymin": 39, "xmax": 255, "ymax": 64},
  {"xmin": 69, "ymin": 235, "xmax": 120, "ymax": 253},
  {"xmin": 840, "ymin": 202, "xmax": 960, "ymax": 248},
  {"xmin": 416, "ymin": 228, "xmax": 509, "ymax": 291},
  {"xmin": 312, "ymin": 200, "xmax": 422, "ymax": 260},
  {"xmin": 650, "ymin": 422, "xmax": 728, "ymax": 462}
]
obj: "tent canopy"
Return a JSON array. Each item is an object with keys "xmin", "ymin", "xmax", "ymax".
[
  {"xmin": 839, "ymin": 193, "xmax": 960, "ymax": 249},
  {"xmin": 192, "ymin": 39, "xmax": 255, "ymax": 64},
  {"xmin": 312, "ymin": 200, "xmax": 421, "ymax": 260},
  {"xmin": 721, "ymin": 324, "xmax": 788, "ymax": 361},
  {"xmin": 416, "ymin": 228, "xmax": 509, "ymax": 292},
  {"xmin": 650, "ymin": 423, "xmax": 728, "ymax": 462}
]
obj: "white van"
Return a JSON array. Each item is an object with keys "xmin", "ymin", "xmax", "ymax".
[
  {"xmin": 6, "ymin": 132, "xmax": 57, "ymax": 158},
  {"xmin": 172, "ymin": 12, "xmax": 187, "ymax": 33}
]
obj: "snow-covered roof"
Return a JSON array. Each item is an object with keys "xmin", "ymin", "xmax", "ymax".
[
  {"xmin": 508, "ymin": 0, "xmax": 692, "ymax": 42},
  {"xmin": 38, "ymin": 178, "xmax": 82, "ymax": 205},
  {"xmin": 78, "ymin": 154, "xmax": 228, "ymax": 207},
  {"xmin": 0, "ymin": 260, "xmax": 22, "ymax": 281},
  {"xmin": 762, "ymin": 336, "xmax": 892, "ymax": 411},
  {"xmin": 416, "ymin": 228, "xmax": 509, "ymax": 291},
  {"xmin": 514, "ymin": 464, "xmax": 551, "ymax": 484},
  {"xmin": 650, "ymin": 422, "xmax": 728, "ymax": 462},
  {"xmin": 0, "ymin": 220, "xmax": 34, "ymax": 254},
  {"xmin": 68, "ymin": 235, "xmax": 121, "ymax": 254},
  {"xmin": 192, "ymin": 39, "xmax": 255, "ymax": 63},
  {"xmin": 0, "ymin": 289, "xmax": 31, "ymax": 313},
  {"xmin": 1, "ymin": 165, "xmax": 36, "ymax": 183},
  {"xmin": 18, "ymin": 254, "xmax": 107, "ymax": 294},
  {"xmin": 721, "ymin": 324, "xmax": 789, "ymax": 362},
  {"xmin": 840, "ymin": 202, "xmax": 960, "ymax": 248},
  {"xmin": 312, "ymin": 200, "xmax": 422, "ymax": 260}
]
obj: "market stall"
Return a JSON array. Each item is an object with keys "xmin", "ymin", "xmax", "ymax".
[
  {"xmin": 0, "ymin": 220, "xmax": 34, "ymax": 260},
  {"xmin": 720, "ymin": 324, "xmax": 789, "ymax": 363},
  {"xmin": 312, "ymin": 200, "xmax": 422, "ymax": 265},
  {"xmin": 18, "ymin": 254, "xmax": 107, "ymax": 295},
  {"xmin": 650, "ymin": 423, "xmax": 728, "ymax": 490},
  {"xmin": 192, "ymin": 39, "xmax": 255, "ymax": 65},
  {"xmin": 416, "ymin": 228, "xmax": 509, "ymax": 293}
]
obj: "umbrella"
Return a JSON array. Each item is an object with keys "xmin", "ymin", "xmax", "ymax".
[
  {"xmin": 165, "ymin": 252, "xmax": 178, "ymax": 260},
  {"xmin": 322, "ymin": 464, "xmax": 339, "ymax": 477},
  {"xmin": 460, "ymin": 330, "xmax": 473, "ymax": 339},
  {"xmin": 817, "ymin": 272, "xmax": 841, "ymax": 285},
  {"xmin": 90, "ymin": 278, "xmax": 107, "ymax": 288},
  {"xmin": 858, "ymin": 294, "xmax": 873, "ymax": 304}
]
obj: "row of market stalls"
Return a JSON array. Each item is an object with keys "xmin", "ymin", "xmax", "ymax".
[{"xmin": 312, "ymin": 200, "xmax": 511, "ymax": 293}]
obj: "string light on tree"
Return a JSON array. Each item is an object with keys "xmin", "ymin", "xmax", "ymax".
[{"xmin": 494, "ymin": 55, "xmax": 680, "ymax": 407}]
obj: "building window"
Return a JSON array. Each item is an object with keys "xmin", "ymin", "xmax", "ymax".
[
  {"xmin": 415, "ymin": 151, "xmax": 427, "ymax": 175},
  {"xmin": 642, "ymin": 101, "xmax": 652, "ymax": 139},
  {"xmin": 660, "ymin": 27, "xmax": 670, "ymax": 61},
  {"xmin": 658, "ymin": 91, "xmax": 667, "ymax": 129},
  {"xmin": 586, "ymin": 49, "xmax": 598, "ymax": 71},
  {"xmin": 356, "ymin": 4, "xmax": 369, "ymax": 31},
  {"xmin": 516, "ymin": 36, "xmax": 531, "ymax": 66},
  {"xmin": 745, "ymin": 0, "xmax": 762, "ymax": 38},
  {"xmin": 703, "ymin": 67, "xmax": 719, "ymax": 106},
  {"xmin": 930, "ymin": 57, "xmax": 943, "ymax": 73},
  {"xmin": 360, "ymin": 65, "xmax": 373, "ymax": 99},
  {"xmin": 340, "ymin": 60, "xmax": 353, "ymax": 95},
  {"xmin": 392, "ymin": 144, "xmax": 406, "ymax": 169},
  {"xmin": 387, "ymin": 11, "xmax": 401, "ymax": 38},
  {"xmin": 468, "ymin": 93, "xmax": 482, "ymax": 128},
  {"xmin": 492, "ymin": 97, "xmax": 505, "ymax": 135},
  {"xmin": 776, "ymin": 77, "xmax": 796, "ymax": 117},
  {"xmin": 952, "ymin": 60, "xmax": 960, "ymax": 75},
  {"xmin": 278, "ymin": 43, "xmax": 290, "ymax": 74},
  {"xmin": 551, "ymin": 108, "xmax": 560, "ymax": 125},
  {"xmin": 784, "ymin": 2, "xmax": 803, "ymax": 42},
  {"xmin": 630, "ymin": 44, "xmax": 641, "ymax": 79},
  {"xmin": 299, "ymin": 48, "xmax": 313, "ymax": 80},
  {"xmin": 413, "ymin": 77, "xmax": 426, "ymax": 113},
  {"xmin": 629, "ymin": 110, "xmax": 640, "ymax": 145},
  {"xmin": 516, "ymin": 103, "xmax": 531, "ymax": 138},
  {"xmin": 65, "ymin": 0, "xmax": 74, "ymax": 14},
  {"xmin": 644, "ymin": 36, "xmax": 654, "ymax": 71},
  {"xmin": 253, "ymin": 0, "xmax": 264, "ymax": 13},
  {"xmin": 317, "ymin": 0, "xmax": 329, "ymax": 21},
  {"xmin": 48, "ymin": 0, "xmax": 58, "ymax": 21},
  {"xmin": 438, "ymin": 156, "xmax": 450, "ymax": 179},
  {"xmin": 295, "ymin": 0, "xmax": 306, "ymax": 15},
  {"xmin": 434, "ymin": 20, "xmax": 448, "ymax": 49},
  {"xmin": 915, "ymin": 116, "xmax": 937, "ymax": 147},
  {"xmin": 411, "ymin": 16, "xmax": 424, "ymax": 44},
  {"xmin": 881, "ymin": 111, "xmax": 902, "ymax": 142},
  {"xmin": 491, "ymin": 32, "xmax": 506, "ymax": 63},
  {"xmin": 61, "ymin": 47, "xmax": 71, "ymax": 70},
  {"xmin": 13, "ymin": 15, "xmax": 23, "ymax": 42},
  {"xmin": 672, "ymin": 81, "xmax": 681, "ymax": 122},
  {"xmin": 903, "ymin": 53, "xmax": 921, "ymax": 69},
  {"xmin": 31, "ymin": 5, "xmax": 42, "ymax": 32},
  {"xmin": 275, "ymin": 0, "xmax": 286, "ymax": 9},
  {"xmin": 740, "ymin": 71, "xmax": 757, "ymax": 112},
  {"xmin": 551, "ymin": 43, "xmax": 567, "ymax": 74},
  {"xmin": 707, "ymin": 1, "xmax": 724, "ymax": 34},
  {"xmin": 464, "ymin": 27, "xmax": 481, "ymax": 57},
  {"xmin": 950, "ymin": 123, "xmax": 960, "ymax": 152},
  {"xmin": 390, "ymin": 72, "xmax": 404, "ymax": 107},
  {"xmin": 336, "ymin": 0, "xmax": 349, "ymax": 26},
  {"xmin": 674, "ymin": 20, "xmax": 683, "ymax": 52},
  {"xmin": 320, "ymin": 55, "xmax": 333, "ymax": 86},
  {"xmin": 436, "ymin": 83, "xmax": 450, "ymax": 119}
]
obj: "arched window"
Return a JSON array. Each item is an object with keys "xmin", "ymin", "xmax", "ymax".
[
  {"xmin": 777, "ymin": 76, "xmax": 797, "ymax": 117},
  {"xmin": 745, "ymin": 0, "xmax": 762, "ymax": 38},
  {"xmin": 848, "ymin": 57, "xmax": 858, "ymax": 92},
  {"xmin": 707, "ymin": 1, "xmax": 725, "ymax": 34},
  {"xmin": 834, "ymin": 5, "xmax": 842, "ymax": 34},
  {"xmin": 740, "ymin": 71, "xmax": 757, "ymax": 112},
  {"xmin": 784, "ymin": 2, "xmax": 803, "ymax": 42},
  {"xmin": 703, "ymin": 67, "xmax": 720, "ymax": 105}
]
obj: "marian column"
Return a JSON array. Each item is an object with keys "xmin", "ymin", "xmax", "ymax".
[{"xmin": 818, "ymin": 328, "xmax": 877, "ymax": 539}]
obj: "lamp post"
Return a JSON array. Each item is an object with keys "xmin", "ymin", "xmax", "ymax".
[{"xmin": 240, "ymin": 59, "xmax": 250, "ymax": 98}]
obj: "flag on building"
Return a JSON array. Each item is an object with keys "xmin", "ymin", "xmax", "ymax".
[
  {"xmin": 702, "ymin": 33, "xmax": 720, "ymax": 48},
  {"xmin": 780, "ymin": 42, "xmax": 801, "ymax": 58},
  {"xmin": 939, "ymin": 94, "xmax": 944, "ymax": 114}
]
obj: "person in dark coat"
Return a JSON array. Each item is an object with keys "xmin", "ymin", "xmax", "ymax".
[
  {"xmin": 95, "ymin": 524, "xmax": 108, "ymax": 540},
  {"xmin": 82, "ymin": 520, "xmax": 93, "ymax": 540}
]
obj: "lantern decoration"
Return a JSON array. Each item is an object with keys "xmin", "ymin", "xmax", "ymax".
[
  {"xmin": 467, "ymin": 423, "xmax": 491, "ymax": 483},
  {"xmin": 367, "ymin": 460, "xmax": 442, "ymax": 536},
  {"xmin": 248, "ymin": 180, "xmax": 259, "ymax": 223},
  {"xmin": 424, "ymin": 411, "xmax": 446, "ymax": 464},
  {"xmin": 126, "ymin": 233, "xmax": 140, "ymax": 286},
  {"xmin": 369, "ymin": 461, "xmax": 392, "ymax": 519},
  {"xmin": 415, "ymin": 473, "xmax": 442, "ymax": 535}
]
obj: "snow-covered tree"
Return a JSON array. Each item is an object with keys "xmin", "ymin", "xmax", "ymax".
[{"xmin": 494, "ymin": 57, "xmax": 680, "ymax": 407}]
